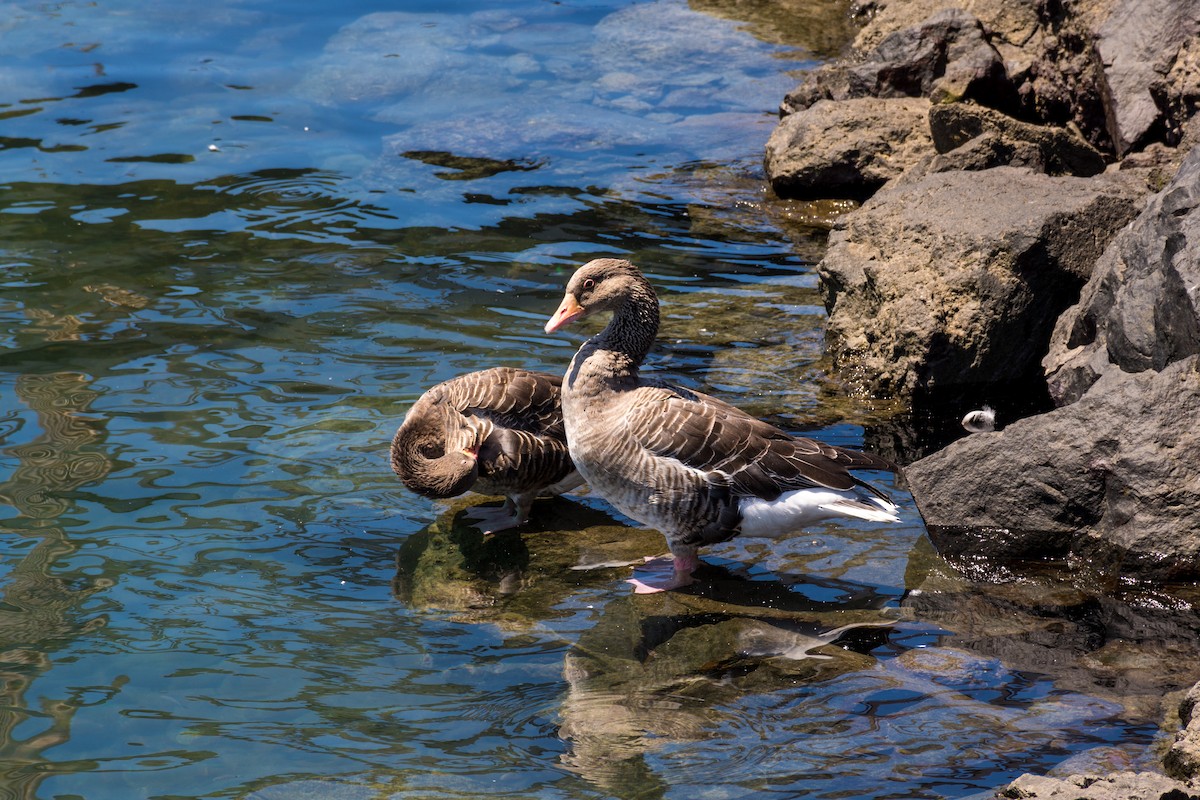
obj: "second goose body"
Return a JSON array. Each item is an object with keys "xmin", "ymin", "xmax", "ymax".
[{"xmin": 390, "ymin": 367, "xmax": 582, "ymax": 533}]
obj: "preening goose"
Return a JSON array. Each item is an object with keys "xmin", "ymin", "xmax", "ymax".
[
  {"xmin": 544, "ymin": 259, "xmax": 900, "ymax": 592},
  {"xmin": 391, "ymin": 367, "xmax": 582, "ymax": 533}
]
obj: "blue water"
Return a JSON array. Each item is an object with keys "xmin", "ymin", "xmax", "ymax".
[{"xmin": 0, "ymin": 1, "xmax": 1190, "ymax": 798}]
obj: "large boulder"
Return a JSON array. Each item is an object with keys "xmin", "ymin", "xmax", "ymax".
[
  {"xmin": 1045, "ymin": 143, "xmax": 1200, "ymax": 406},
  {"xmin": 905, "ymin": 354, "xmax": 1200, "ymax": 581},
  {"xmin": 764, "ymin": 96, "xmax": 934, "ymax": 199},
  {"xmin": 818, "ymin": 166, "xmax": 1147, "ymax": 403}
]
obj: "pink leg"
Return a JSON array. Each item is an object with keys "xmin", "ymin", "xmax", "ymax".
[{"xmin": 627, "ymin": 551, "xmax": 700, "ymax": 594}]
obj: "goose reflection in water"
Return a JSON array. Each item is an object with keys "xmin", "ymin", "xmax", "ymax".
[
  {"xmin": 0, "ymin": 372, "xmax": 121, "ymax": 797},
  {"xmin": 557, "ymin": 573, "xmax": 896, "ymax": 797},
  {"xmin": 390, "ymin": 498, "xmax": 899, "ymax": 797},
  {"xmin": 391, "ymin": 495, "xmax": 665, "ymax": 627}
]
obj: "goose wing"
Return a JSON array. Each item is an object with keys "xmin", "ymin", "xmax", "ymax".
[
  {"xmin": 436, "ymin": 367, "xmax": 564, "ymax": 437},
  {"xmin": 624, "ymin": 382, "xmax": 895, "ymax": 502},
  {"xmin": 434, "ymin": 368, "xmax": 576, "ymax": 492}
]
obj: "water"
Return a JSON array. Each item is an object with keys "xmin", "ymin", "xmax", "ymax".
[{"xmin": 2, "ymin": 1, "xmax": 1199, "ymax": 798}]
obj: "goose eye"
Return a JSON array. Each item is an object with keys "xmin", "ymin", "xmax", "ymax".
[
  {"xmin": 419, "ymin": 442, "xmax": 445, "ymax": 459},
  {"xmin": 582, "ymin": 278, "xmax": 595, "ymax": 290}
]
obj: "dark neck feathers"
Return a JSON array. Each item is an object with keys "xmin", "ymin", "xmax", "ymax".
[{"xmin": 593, "ymin": 278, "xmax": 659, "ymax": 373}]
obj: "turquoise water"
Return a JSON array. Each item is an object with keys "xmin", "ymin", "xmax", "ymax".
[{"xmin": 1, "ymin": 1, "xmax": 1194, "ymax": 798}]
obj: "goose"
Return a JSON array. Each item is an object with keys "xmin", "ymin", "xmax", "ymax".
[
  {"xmin": 391, "ymin": 367, "xmax": 582, "ymax": 533},
  {"xmin": 543, "ymin": 258, "xmax": 900, "ymax": 592}
]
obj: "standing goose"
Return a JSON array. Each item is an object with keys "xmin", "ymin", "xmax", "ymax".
[
  {"xmin": 391, "ymin": 367, "xmax": 582, "ymax": 533},
  {"xmin": 544, "ymin": 258, "xmax": 900, "ymax": 592}
]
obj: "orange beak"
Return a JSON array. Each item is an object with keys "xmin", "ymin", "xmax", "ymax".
[{"xmin": 544, "ymin": 292, "xmax": 585, "ymax": 333}]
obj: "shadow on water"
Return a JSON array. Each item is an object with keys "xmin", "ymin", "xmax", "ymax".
[{"xmin": 0, "ymin": 372, "xmax": 119, "ymax": 795}]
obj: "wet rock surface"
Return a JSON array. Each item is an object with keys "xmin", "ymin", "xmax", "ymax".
[{"xmin": 906, "ymin": 354, "xmax": 1200, "ymax": 580}]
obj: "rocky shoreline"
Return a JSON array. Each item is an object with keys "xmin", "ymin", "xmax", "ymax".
[{"xmin": 764, "ymin": 0, "xmax": 1200, "ymax": 796}]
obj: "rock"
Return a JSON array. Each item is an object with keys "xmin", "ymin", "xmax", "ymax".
[
  {"xmin": 781, "ymin": 9, "xmax": 1013, "ymax": 116},
  {"xmin": 1157, "ymin": 36, "xmax": 1200, "ymax": 146},
  {"xmin": 1005, "ymin": 1, "xmax": 1116, "ymax": 154},
  {"xmin": 995, "ymin": 770, "xmax": 1200, "ymax": 799},
  {"xmin": 1095, "ymin": 0, "xmax": 1200, "ymax": 156},
  {"xmin": 1166, "ymin": 682, "xmax": 1200, "ymax": 781},
  {"xmin": 818, "ymin": 166, "xmax": 1146, "ymax": 403},
  {"xmin": 929, "ymin": 102, "xmax": 1107, "ymax": 176},
  {"xmin": 1045, "ymin": 143, "xmax": 1200, "ymax": 406},
  {"xmin": 920, "ymin": 129, "xmax": 1047, "ymax": 175},
  {"xmin": 906, "ymin": 355, "xmax": 1200, "ymax": 581},
  {"xmin": 693, "ymin": 0, "xmax": 860, "ymax": 60},
  {"xmin": 850, "ymin": 0, "xmax": 1116, "ymax": 151},
  {"xmin": 764, "ymin": 96, "xmax": 934, "ymax": 199},
  {"xmin": 1184, "ymin": 683, "xmax": 1200, "ymax": 727},
  {"xmin": 851, "ymin": 0, "xmax": 1040, "ymax": 54}
]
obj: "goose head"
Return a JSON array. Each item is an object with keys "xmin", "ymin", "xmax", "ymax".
[
  {"xmin": 390, "ymin": 400, "xmax": 480, "ymax": 498},
  {"xmin": 544, "ymin": 258, "xmax": 656, "ymax": 333}
]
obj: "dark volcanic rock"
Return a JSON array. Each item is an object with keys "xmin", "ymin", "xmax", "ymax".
[
  {"xmin": 929, "ymin": 102, "xmax": 1106, "ymax": 177},
  {"xmin": 817, "ymin": 166, "xmax": 1146, "ymax": 403},
  {"xmin": 906, "ymin": 355, "xmax": 1200, "ymax": 581},
  {"xmin": 1045, "ymin": 143, "xmax": 1200, "ymax": 406}
]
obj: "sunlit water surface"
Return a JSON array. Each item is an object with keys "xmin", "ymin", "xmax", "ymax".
[{"xmin": 2, "ymin": 1, "xmax": 1196, "ymax": 799}]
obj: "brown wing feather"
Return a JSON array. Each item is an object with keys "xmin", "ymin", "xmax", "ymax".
[
  {"xmin": 626, "ymin": 381, "xmax": 895, "ymax": 502},
  {"xmin": 430, "ymin": 367, "xmax": 576, "ymax": 494},
  {"xmin": 436, "ymin": 367, "xmax": 564, "ymax": 437}
]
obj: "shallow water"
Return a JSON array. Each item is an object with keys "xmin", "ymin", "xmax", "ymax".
[{"xmin": 2, "ymin": 1, "xmax": 1199, "ymax": 799}]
